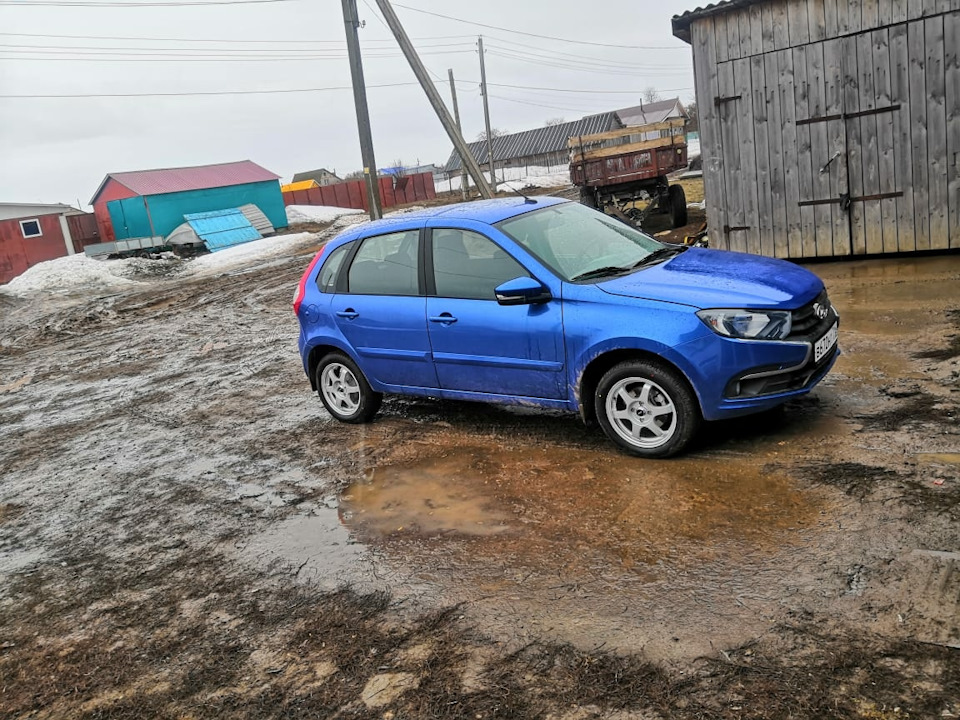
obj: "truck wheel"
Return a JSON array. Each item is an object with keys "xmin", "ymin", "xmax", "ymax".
[
  {"xmin": 579, "ymin": 187, "xmax": 598, "ymax": 209},
  {"xmin": 669, "ymin": 185, "xmax": 688, "ymax": 228}
]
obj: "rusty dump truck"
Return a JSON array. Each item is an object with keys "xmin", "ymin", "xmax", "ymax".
[{"xmin": 569, "ymin": 117, "xmax": 690, "ymax": 229}]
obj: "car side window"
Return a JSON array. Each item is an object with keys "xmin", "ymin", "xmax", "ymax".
[
  {"xmin": 317, "ymin": 243, "xmax": 351, "ymax": 293},
  {"xmin": 347, "ymin": 230, "xmax": 420, "ymax": 296},
  {"xmin": 431, "ymin": 229, "xmax": 528, "ymax": 300}
]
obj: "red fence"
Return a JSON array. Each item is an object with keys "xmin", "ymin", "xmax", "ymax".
[{"xmin": 283, "ymin": 172, "xmax": 436, "ymax": 211}]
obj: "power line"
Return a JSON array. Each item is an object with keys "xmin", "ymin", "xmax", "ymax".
[
  {"xmin": 486, "ymin": 48, "xmax": 687, "ymax": 78},
  {"xmin": 358, "ymin": 0, "xmax": 448, "ymax": 84},
  {"xmin": 488, "ymin": 93, "xmax": 607, "ymax": 114},
  {"xmin": 0, "ymin": 30, "xmax": 474, "ymax": 44},
  {"xmin": 487, "ymin": 82, "xmax": 694, "ymax": 95},
  {"xmin": 392, "ymin": 3, "xmax": 688, "ymax": 50},
  {"xmin": 0, "ymin": 81, "xmax": 418, "ymax": 98},
  {"xmin": 485, "ymin": 41, "xmax": 687, "ymax": 71},
  {"xmin": 0, "ymin": 0, "xmax": 296, "ymax": 5},
  {"xmin": 0, "ymin": 48, "xmax": 475, "ymax": 61}
]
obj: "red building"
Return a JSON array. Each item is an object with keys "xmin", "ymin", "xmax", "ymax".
[{"xmin": 0, "ymin": 203, "xmax": 99, "ymax": 285}]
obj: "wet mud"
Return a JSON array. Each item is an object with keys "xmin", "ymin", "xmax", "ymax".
[{"xmin": 2, "ymin": 237, "xmax": 959, "ymax": 717}]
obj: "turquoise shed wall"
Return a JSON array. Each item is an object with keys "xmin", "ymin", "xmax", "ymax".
[{"xmin": 107, "ymin": 180, "xmax": 287, "ymax": 240}]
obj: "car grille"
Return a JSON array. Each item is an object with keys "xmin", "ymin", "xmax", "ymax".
[{"xmin": 788, "ymin": 289, "xmax": 835, "ymax": 340}]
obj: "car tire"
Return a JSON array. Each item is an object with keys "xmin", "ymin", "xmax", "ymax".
[
  {"xmin": 315, "ymin": 352, "xmax": 382, "ymax": 424},
  {"xmin": 595, "ymin": 359, "xmax": 700, "ymax": 458},
  {"xmin": 668, "ymin": 184, "xmax": 688, "ymax": 228}
]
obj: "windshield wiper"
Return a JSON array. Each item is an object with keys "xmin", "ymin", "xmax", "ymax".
[
  {"xmin": 631, "ymin": 244, "xmax": 688, "ymax": 269},
  {"xmin": 570, "ymin": 265, "xmax": 632, "ymax": 282}
]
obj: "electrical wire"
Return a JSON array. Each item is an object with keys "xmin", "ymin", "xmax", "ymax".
[
  {"xmin": 0, "ymin": 30, "xmax": 475, "ymax": 44},
  {"xmin": 392, "ymin": 3, "xmax": 688, "ymax": 50},
  {"xmin": 488, "ymin": 93, "xmax": 609, "ymax": 114},
  {"xmin": 0, "ymin": 0, "xmax": 296, "ymax": 6},
  {"xmin": 0, "ymin": 49, "xmax": 475, "ymax": 62},
  {"xmin": 0, "ymin": 81, "xmax": 419, "ymax": 98},
  {"xmin": 486, "ymin": 48, "xmax": 686, "ymax": 78},
  {"xmin": 487, "ymin": 82, "xmax": 693, "ymax": 95}
]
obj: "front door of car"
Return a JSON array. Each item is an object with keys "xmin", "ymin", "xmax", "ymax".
[
  {"xmin": 331, "ymin": 229, "xmax": 438, "ymax": 390},
  {"xmin": 425, "ymin": 225, "xmax": 565, "ymax": 400}
]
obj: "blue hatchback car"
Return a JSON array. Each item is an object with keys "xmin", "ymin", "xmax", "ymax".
[{"xmin": 294, "ymin": 197, "xmax": 839, "ymax": 457}]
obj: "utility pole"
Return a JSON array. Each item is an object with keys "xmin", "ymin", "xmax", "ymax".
[
  {"xmin": 342, "ymin": 0, "xmax": 382, "ymax": 220},
  {"xmin": 373, "ymin": 0, "xmax": 493, "ymax": 198},
  {"xmin": 477, "ymin": 35, "xmax": 496, "ymax": 187},
  {"xmin": 448, "ymin": 68, "xmax": 468, "ymax": 201}
]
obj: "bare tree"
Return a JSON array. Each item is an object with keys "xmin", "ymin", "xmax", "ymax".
[
  {"xmin": 544, "ymin": 117, "xmax": 566, "ymax": 126},
  {"xmin": 642, "ymin": 87, "xmax": 662, "ymax": 104},
  {"xmin": 476, "ymin": 128, "xmax": 508, "ymax": 141},
  {"xmin": 685, "ymin": 101, "xmax": 699, "ymax": 133}
]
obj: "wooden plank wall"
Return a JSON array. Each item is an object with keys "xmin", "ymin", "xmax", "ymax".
[{"xmin": 690, "ymin": 0, "xmax": 959, "ymax": 256}]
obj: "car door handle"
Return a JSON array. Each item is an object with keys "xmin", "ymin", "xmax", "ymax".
[
  {"xmin": 336, "ymin": 309, "xmax": 359, "ymax": 320},
  {"xmin": 429, "ymin": 313, "xmax": 458, "ymax": 325}
]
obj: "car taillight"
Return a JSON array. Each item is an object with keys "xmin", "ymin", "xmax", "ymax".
[{"xmin": 293, "ymin": 249, "xmax": 325, "ymax": 316}]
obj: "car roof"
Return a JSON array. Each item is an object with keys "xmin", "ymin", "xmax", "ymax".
[{"xmin": 334, "ymin": 196, "xmax": 569, "ymax": 242}]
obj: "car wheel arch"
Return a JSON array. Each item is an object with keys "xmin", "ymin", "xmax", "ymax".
[
  {"xmin": 307, "ymin": 342, "xmax": 357, "ymax": 391},
  {"xmin": 576, "ymin": 348, "xmax": 704, "ymax": 427}
]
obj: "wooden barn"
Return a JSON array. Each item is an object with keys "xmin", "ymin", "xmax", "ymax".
[{"xmin": 673, "ymin": 0, "xmax": 960, "ymax": 258}]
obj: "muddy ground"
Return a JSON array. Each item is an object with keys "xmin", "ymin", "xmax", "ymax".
[{"xmin": 1, "ymin": 218, "xmax": 959, "ymax": 718}]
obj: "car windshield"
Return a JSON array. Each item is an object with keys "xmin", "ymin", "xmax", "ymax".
[{"xmin": 496, "ymin": 202, "xmax": 668, "ymax": 282}]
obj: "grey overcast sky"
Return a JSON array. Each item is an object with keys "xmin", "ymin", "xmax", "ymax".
[{"xmin": 0, "ymin": 0, "xmax": 695, "ymax": 209}]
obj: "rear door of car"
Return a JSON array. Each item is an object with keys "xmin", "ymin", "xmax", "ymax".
[
  {"xmin": 424, "ymin": 220, "xmax": 565, "ymax": 400},
  {"xmin": 330, "ymin": 226, "xmax": 438, "ymax": 390}
]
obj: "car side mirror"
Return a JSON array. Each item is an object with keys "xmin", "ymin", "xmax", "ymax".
[{"xmin": 495, "ymin": 276, "xmax": 552, "ymax": 306}]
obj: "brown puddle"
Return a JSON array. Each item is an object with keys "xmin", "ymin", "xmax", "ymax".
[{"xmin": 342, "ymin": 440, "xmax": 823, "ymax": 571}]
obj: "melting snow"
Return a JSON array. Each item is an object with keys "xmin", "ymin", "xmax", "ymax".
[{"xmin": 286, "ymin": 205, "xmax": 364, "ymax": 225}]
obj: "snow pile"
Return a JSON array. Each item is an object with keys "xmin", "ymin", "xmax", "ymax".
[
  {"xmin": 500, "ymin": 171, "xmax": 572, "ymax": 191},
  {"xmin": 286, "ymin": 205, "xmax": 364, "ymax": 225},
  {"xmin": 186, "ymin": 232, "xmax": 318, "ymax": 275},
  {"xmin": 439, "ymin": 163, "xmax": 570, "ymax": 194},
  {"xmin": 1, "ymin": 254, "xmax": 137, "ymax": 297},
  {"xmin": 187, "ymin": 212, "xmax": 368, "ymax": 276}
]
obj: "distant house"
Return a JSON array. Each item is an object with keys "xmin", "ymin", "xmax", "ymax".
[
  {"xmin": 292, "ymin": 168, "xmax": 341, "ymax": 187},
  {"xmin": 89, "ymin": 160, "xmax": 286, "ymax": 243},
  {"xmin": 443, "ymin": 113, "xmax": 620, "ymax": 176},
  {"xmin": 281, "ymin": 179, "xmax": 320, "ymax": 194},
  {"xmin": 0, "ymin": 203, "xmax": 98, "ymax": 284},
  {"xmin": 615, "ymin": 97, "xmax": 688, "ymax": 128}
]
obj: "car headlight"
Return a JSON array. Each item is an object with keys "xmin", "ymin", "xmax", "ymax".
[{"xmin": 697, "ymin": 309, "xmax": 792, "ymax": 340}]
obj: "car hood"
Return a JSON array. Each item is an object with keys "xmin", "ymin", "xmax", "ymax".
[{"xmin": 597, "ymin": 247, "xmax": 823, "ymax": 309}]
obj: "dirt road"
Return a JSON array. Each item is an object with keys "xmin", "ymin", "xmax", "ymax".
[{"xmin": 1, "ymin": 224, "xmax": 958, "ymax": 718}]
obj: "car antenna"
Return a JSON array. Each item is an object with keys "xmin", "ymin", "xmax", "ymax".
[{"xmin": 505, "ymin": 181, "xmax": 538, "ymax": 204}]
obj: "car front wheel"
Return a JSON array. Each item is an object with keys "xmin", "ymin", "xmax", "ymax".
[
  {"xmin": 595, "ymin": 360, "xmax": 700, "ymax": 458},
  {"xmin": 316, "ymin": 352, "xmax": 382, "ymax": 424}
]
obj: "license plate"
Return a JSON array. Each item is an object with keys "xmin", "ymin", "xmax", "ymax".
[{"xmin": 814, "ymin": 322, "xmax": 838, "ymax": 363}]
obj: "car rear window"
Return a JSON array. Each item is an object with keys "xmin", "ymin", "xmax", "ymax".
[{"xmin": 317, "ymin": 243, "xmax": 351, "ymax": 293}]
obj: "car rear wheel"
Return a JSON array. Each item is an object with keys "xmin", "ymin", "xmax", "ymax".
[
  {"xmin": 316, "ymin": 352, "xmax": 382, "ymax": 424},
  {"xmin": 595, "ymin": 360, "xmax": 700, "ymax": 458}
]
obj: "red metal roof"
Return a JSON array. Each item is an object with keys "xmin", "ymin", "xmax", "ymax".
[{"xmin": 90, "ymin": 160, "xmax": 281, "ymax": 204}]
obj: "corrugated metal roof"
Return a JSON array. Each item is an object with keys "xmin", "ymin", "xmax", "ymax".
[
  {"xmin": 672, "ymin": 0, "xmax": 762, "ymax": 42},
  {"xmin": 90, "ymin": 160, "xmax": 281, "ymax": 204},
  {"xmin": 183, "ymin": 208, "xmax": 262, "ymax": 252},
  {"xmin": 238, "ymin": 203, "xmax": 275, "ymax": 236},
  {"xmin": 281, "ymin": 180, "xmax": 319, "ymax": 193},
  {"xmin": 444, "ymin": 113, "xmax": 619, "ymax": 173},
  {"xmin": 615, "ymin": 98, "xmax": 687, "ymax": 127}
]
